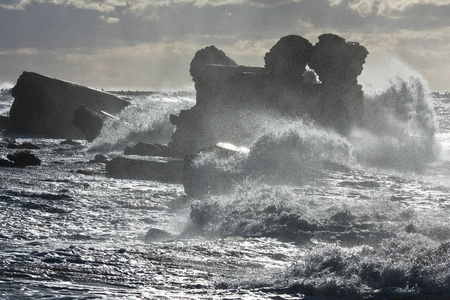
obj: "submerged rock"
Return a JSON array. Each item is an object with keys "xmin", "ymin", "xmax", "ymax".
[
  {"xmin": 4, "ymin": 150, "xmax": 41, "ymax": 167},
  {"xmin": 60, "ymin": 139, "xmax": 82, "ymax": 146},
  {"xmin": 8, "ymin": 71, "xmax": 129, "ymax": 139},
  {"xmin": 0, "ymin": 158, "xmax": 15, "ymax": 168},
  {"xmin": 144, "ymin": 228, "xmax": 173, "ymax": 242},
  {"xmin": 6, "ymin": 141, "xmax": 40, "ymax": 150}
]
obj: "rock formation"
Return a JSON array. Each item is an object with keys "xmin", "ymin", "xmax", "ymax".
[
  {"xmin": 106, "ymin": 155, "xmax": 184, "ymax": 182},
  {"xmin": 8, "ymin": 72, "xmax": 129, "ymax": 139},
  {"xmin": 124, "ymin": 142, "xmax": 175, "ymax": 157},
  {"xmin": 0, "ymin": 116, "xmax": 9, "ymax": 131},
  {"xmin": 170, "ymin": 34, "xmax": 368, "ymax": 157},
  {"xmin": 0, "ymin": 150, "xmax": 41, "ymax": 168},
  {"xmin": 72, "ymin": 105, "xmax": 105, "ymax": 142}
]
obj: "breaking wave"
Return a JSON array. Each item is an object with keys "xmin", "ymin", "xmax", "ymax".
[
  {"xmin": 88, "ymin": 92, "xmax": 194, "ymax": 153},
  {"xmin": 186, "ymin": 122, "xmax": 353, "ymax": 197},
  {"xmin": 352, "ymin": 76, "xmax": 438, "ymax": 172},
  {"xmin": 245, "ymin": 124, "xmax": 352, "ymax": 181}
]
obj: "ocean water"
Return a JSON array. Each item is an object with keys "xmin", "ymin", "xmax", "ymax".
[{"xmin": 0, "ymin": 75, "xmax": 449, "ymax": 299}]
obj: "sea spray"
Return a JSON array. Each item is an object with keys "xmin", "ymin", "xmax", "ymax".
[
  {"xmin": 276, "ymin": 233, "xmax": 450, "ymax": 298},
  {"xmin": 354, "ymin": 56, "xmax": 439, "ymax": 172},
  {"xmin": 245, "ymin": 124, "xmax": 352, "ymax": 182},
  {"xmin": 185, "ymin": 122, "xmax": 353, "ymax": 197},
  {"xmin": 88, "ymin": 92, "xmax": 194, "ymax": 153}
]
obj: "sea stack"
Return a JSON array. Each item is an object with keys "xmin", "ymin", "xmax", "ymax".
[{"xmin": 169, "ymin": 33, "xmax": 369, "ymax": 157}]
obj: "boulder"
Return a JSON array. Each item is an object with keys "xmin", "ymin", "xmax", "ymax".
[
  {"xmin": 106, "ymin": 155, "xmax": 184, "ymax": 182},
  {"xmin": 5, "ymin": 150, "xmax": 41, "ymax": 167},
  {"xmin": 124, "ymin": 142, "xmax": 176, "ymax": 157},
  {"xmin": 0, "ymin": 158, "xmax": 15, "ymax": 167},
  {"xmin": 144, "ymin": 228, "xmax": 173, "ymax": 242},
  {"xmin": 8, "ymin": 71, "xmax": 129, "ymax": 139}
]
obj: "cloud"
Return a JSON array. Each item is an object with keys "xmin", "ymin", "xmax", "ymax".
[
  {"xmin": 0, "ymin": 0, "xmax": 125, "ymax": 12},
  {"xmin": 0, "ymin": 0, "xmax": 31, "ymax": 10},
  {"xmin": 328, "ymin": 0, "xmax": 342, "ymax": 5},
  {"xmin": 99, "ymin": 15, "xmax": 120, "ymax": 23},
  {"xmin": 348, "ymin": 0, "xmax": 374, "ymax": 16},
  {"xmin": 348, "ymin": 0, "xmax": 450, "ymax": 18}
]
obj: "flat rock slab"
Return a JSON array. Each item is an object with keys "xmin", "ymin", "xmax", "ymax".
[
  {"xmin": 8, "ymin": 71, "xmax": 129, "ymax": 139},
  {"xmin": 106, "ymin": 155, "xmax": 184, "ymax": 182}
]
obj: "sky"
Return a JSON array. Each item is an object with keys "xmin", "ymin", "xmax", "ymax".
[{"xmin": 0, "ymin": 0, "xmax": 449, "ymax": 92}]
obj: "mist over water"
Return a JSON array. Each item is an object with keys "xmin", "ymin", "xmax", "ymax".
[
  {"xmin": 0, "ymin": 81, "xmax": 13, "ymax": 90},
  {"xmin": 353, "ymin": 56, "xmax": 438, "ymax": 172},
  {"xmin": 88, "ymin": 92, "xmax": 194, "ymax": 153}
]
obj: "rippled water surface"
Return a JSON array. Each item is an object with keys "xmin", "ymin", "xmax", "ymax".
[{"xmin": 0, "ymin": 91, "xmax": 449, "ymax": 299}]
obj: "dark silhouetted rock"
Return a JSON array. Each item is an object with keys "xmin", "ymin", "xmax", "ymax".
[
  {"xmin": 6, "ymin": 151, "xmax": 41, "ymax": 167},
  {"xmin": 7, "ymin": 141, "xmax": 40, "ymax": 149},
  {"xmin": 170, "ymin": 46, "xmax": 265, "ymax": 156},
  {"xmin": 8, "ymin": 72, "xmax": 129, "ymax": 139},
  {"xmin": 170, "ymin": 34, "xmax": 368, "ymax": 156},
  {"xmin": 72, "ymin": 105, "xmax": 104, "ymax": 142},
  {"xmin": 124, "ymin": 142, "xmax": 175, "ymax": 157},
  {"xmin": 0, "ymin": 158, "xmax": 15, "ymax": 167},
  {"xmin": 309, "ymin": 34, "xmax": 368, "ymax": 85},
  {"xmin": 0, "ymin": 116, "xmax": 9, "ymax": 131},
  {"xmin": 106, "ymin": 155, "xmax": 184, "ymax": 182},
  {"xmin": 144, "ymin": 228, "xmax": 173, "ymax": 242},
  {"xmin": 264, "ymin": 35, "xmax": 314, "ymax": 85},
  {"xmin": 308, "ymin": 34, "xmax": 369, "ymax": 132},
  {"xmin": 76, "ymin": 169, "xmax": 95, "ymax": 176},
  {"xmin": 190, "ymin": 46, "xmax": 238, "ymax": 108}
]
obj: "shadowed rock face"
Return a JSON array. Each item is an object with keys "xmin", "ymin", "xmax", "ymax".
[
  {"xmin": 264, "ymin": 35, "xmax": 314, "ymax": 85},
  {"xmin": 170, "ymin": 34, "xmax": 368, "ymax": 156},
  {"xmin": 8, "ymin": 72, "xmax": 129, "ymax": 139},
  {"xmin": 309, "ymin": 34, "xmax": 368, "ymax": 85},
  {"xmin": 72, "ymin": 105, "xmax": 104, "ymax": 142}
]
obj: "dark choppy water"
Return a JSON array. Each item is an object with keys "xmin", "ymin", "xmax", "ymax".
[{"xmin": 0, "ymin": 81, "xmax": 449, "ymax": 299}]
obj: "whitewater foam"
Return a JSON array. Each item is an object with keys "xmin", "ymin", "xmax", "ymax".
[{"xmin": 88, "ymin": 92, "xmax": 194, "ymax": 153}]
